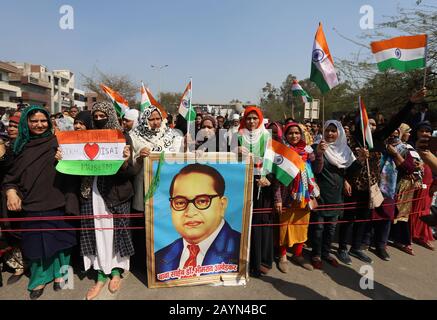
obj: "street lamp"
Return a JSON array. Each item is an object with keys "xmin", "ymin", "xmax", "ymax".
[{"xmin": 150, "ymin": 64, "xmax": 169, "ymax": 102}]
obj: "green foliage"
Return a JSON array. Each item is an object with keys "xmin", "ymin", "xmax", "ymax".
[
  {"xmin": 159, "ymin": 92, "xmax": 182, "ymax": 114},
  {"xmin": 337, "ymin": 5, "xmax": 437, "ymax": 118},
  {"xmin": 260, "ymin": 5, "xmax": 437, "ymax": 123}
]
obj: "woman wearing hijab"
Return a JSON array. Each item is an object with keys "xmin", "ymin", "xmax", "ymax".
[
  {"xmin": 267, "ymin": 122, "xmax": 283, "ymax": 143},
  {"xmin": 238, "ymin": 107, "xmax": 274, "ymax": 277},
  {"xmin": 196, "ymin": 115, "xmax": 230, "ymax": 152},
  {"xmin": 73, "ymin": 110, "xmax": 93, "ymax": 131},
  {"xmin": 381, "ymin": 128, "xmax": 420, "ymax": 256},
  {"xmin": 3, "ymin": 106, "xmax": 78, "ymax": 299},
  {"xmin": 310, "ymin": 120, "xmax": 365, "ymax": 269},
  {"xmin": 339, "ymin": 88, "xmax": 427, "ymax": 265},
  {"xmin": 80, "ymin": 101, "xmax": 136, "ymax": 300},
  {"xmin": 122, "ymin": 109, "xmax": 140, "ymax": 134},
  {"xmin": 273, "ymin": 122, "xmax": 321, "ymax": 272},
  {"xmin": 129, "ymin": 106, "xmax": 183, "ymax": 212},
  {"xmin": 409, "ymin": 121, "xmax": 435, "ymax": 250},
  {"xmin": 1, "ymin": 115, "xmax": 26, "ymax": 286}
]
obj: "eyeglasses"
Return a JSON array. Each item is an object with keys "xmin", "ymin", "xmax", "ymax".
[{"xmin": 169, "ymin": 194, "xmax": 221, "ymax": 211}]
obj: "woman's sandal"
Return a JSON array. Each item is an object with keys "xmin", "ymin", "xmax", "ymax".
[
  {"xmin": 394, "ymin": 243, "xmax": 415, "ymax": 256},
  {"xmin": 108, "ymin": 276, "xmax": 122, "ymax": 294},
  {"xmin": 85, "ymin": 281, "xmax": 106, "ymax": 300},
  {"xmin": 414, "ymin": 239, "xmax": 435, "ymax": 251}
]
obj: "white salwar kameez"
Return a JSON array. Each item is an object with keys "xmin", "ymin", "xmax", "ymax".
[{"xmin": 83, "ymin": 177, "xmax": 130, "ymax": 274}]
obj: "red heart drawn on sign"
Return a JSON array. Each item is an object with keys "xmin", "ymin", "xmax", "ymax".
[{"xmin": 84, "ymin": 143, "xmax": 100, "ymax": 160}]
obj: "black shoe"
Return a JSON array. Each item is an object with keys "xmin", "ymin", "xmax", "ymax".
[
  {"xmin": 53, "ymin": 282, "xmax": 62, "ymax": 291},
  {"xmin": 7, "ymin": 273, "xmax": 24, "ymax": 286},
  {"xmin": 29, "ymin": 288, "xmax": 44, "ymax": 300},
  {"xmin": 375, "ymin": 247, "xmax": 390, "ymax": 261},
  {"xmin": 249, "ymin": 270, "xmax": 262, "ymax": 278},
  {"xmin": 336, "ymin": 249, "xmax": 352, "ymax": 265},
  {"xmin": 349, "ymin": 249, "xmax": 373, "ymax": 264}
]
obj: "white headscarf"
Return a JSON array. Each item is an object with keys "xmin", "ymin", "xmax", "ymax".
[
  {"xmin": 123, "ymin": 108, "xmax": 140, "ymax": 128},
  {"xmin": 323, "ymin": 120, "xmax": 356, "ymax": 169},
  {"xmin": 131, "ymin": 106, "xmax": 181, "ymax": 152}
]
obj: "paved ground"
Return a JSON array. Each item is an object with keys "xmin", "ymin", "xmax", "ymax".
[{"xmin": 1, "ymin": 241, "xmax": 436, "ymax": 300}]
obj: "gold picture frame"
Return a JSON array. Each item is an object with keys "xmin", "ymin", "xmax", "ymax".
[{"xmin": 145, "ymin": 152, "xmax": 253, "ymax": 288}]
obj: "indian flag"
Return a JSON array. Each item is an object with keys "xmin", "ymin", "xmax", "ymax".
[
  {"xmin": 144, "ymin": 86, "xmax": 168, "ymax": 119},
  {"xmin": 100, "ymin": 84, "xmax": 129, "ymax": 117},
  {"xmin": 140, "ymin": 81, "xmax": 152, "ymax": 112},
  {"xmin": 370, "ymin": 34, "xmax": 427, "ymax": 72},
  {"xmin": 310, "ymin": 23, "xmax": 339, "ymax": 94},
  {"xmin": 56, "ymin": 129, "xmax": 126, "ymax": 176},
  {"xmin": 178, "ymin": 79, "xmax": 196, "ymax": 121},
  {"xmin": 359, "ymin": 96, "xmax": 374, "ymax": 150},
  {"xmin": 292, "ymin": 80, "xmax": 313, "ymax": 103},
  {"xmin": 263, "ymin": 140, "xmax": 306, "ymax": 186}
]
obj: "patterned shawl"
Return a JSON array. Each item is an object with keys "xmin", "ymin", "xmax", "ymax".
[
  {"xmin": 131, "ymin": 106, "xmax": 179, "ymax": 152},
  {"xmin": 283, "ymin": 122, "xmax": 319, "ymax": 208}
]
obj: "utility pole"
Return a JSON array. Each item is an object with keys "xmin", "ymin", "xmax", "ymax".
[{"xmin": 150, "ymin": 64, "xmax": 169, "ymax": 102}]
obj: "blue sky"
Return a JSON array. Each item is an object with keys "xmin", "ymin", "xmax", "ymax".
[{"xmin": 1, "ymin": 0, "xmax": 425, "ymax": 103}]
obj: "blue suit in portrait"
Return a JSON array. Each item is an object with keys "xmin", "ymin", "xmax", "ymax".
[{"xmin": 155, "ymin": 221, "xmax": 241, "ymax": 278}]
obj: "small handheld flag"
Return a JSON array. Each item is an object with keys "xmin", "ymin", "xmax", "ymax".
[
  {"xmin": 100, "ymin": 84, "xmax": 129, "ymax": 117},
  {"xmin": 370, "ymin": 34, "xmax": 427, "ymax": 72}
]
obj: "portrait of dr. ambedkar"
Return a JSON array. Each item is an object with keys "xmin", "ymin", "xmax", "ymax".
[{"xmin": 154, "ymin": 163, "xmax": 241, "ymax": 277}]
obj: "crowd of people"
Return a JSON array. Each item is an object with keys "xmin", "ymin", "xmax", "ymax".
[{"xmin": 0, "ymin": 87, "xmax": 436, "ymax": 300}]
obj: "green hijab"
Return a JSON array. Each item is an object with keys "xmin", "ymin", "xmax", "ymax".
[{"xmin": 13, "ymin": 105, "xmax": 52, "ymax": 154}]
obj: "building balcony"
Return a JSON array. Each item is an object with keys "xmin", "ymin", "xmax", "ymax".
[
  {"xmin": 0, "ymin": 61, "xmax": 19, "ymax": 74},
  {"xmin": 9, "ymin": 74, "xmax": 51, "ymax": 89},
  {"xmin": 0, "ymin": 101, "xmax": 18, "ymax": 109},
  {"xmin": 0, "ymin": 81, "xmax": 21, "ymax": 96}
]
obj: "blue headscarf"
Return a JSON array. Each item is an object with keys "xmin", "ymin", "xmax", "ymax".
[{"xmin": 13, "ymin": 105, "xmax": 52, "ymax": 154}]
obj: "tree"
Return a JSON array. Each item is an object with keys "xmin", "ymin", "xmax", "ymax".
[
  {"xmin": 159, "ymin": 92, "xmax": 183, "ymax": 114},
  {"xmin": 229, "ymin": 99, "xmax": 242, "ymax": 104},
  {"xmin": 82, "ymin": 68, "xmax": 139, "ymax": 108},
  {"xmin": 336, "ymin": 4, "xmax": 437, "ymax": 119},
  {"xmin": 259, "ymin": 82, "xmax": 288, "ymax": 121}
]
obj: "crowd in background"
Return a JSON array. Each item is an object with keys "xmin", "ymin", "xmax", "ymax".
[{"xmin": 0, "ymin": 87, "xmax": 436, "ymax": 299}]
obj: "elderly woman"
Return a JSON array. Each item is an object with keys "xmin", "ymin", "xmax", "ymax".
[
  {"xmin": 310, "ymin": 120, "xmax": 365, "ymax": 269},
  {"xmin": 273, "ymin": 122, "xmax": 320, "ymax": 272},
  {"xmin": 3, "ymin": 106, "xmax": 77, "ymax": 299},
  {"xmin": 80, "ymin": 102, "xmax": 136, "ymax": 300}
]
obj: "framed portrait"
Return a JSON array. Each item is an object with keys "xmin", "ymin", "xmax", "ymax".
[{"xmin": 145, "ymin": 153, "xmax": 253, "ymax": 288}]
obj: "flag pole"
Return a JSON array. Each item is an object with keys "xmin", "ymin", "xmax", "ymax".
[
  {"xmin": 182, "ymin": 78, "xmax": 193, "ymax": 152},
  {"xmin": 187, "ymin": 77, "xmax": 193, "ymax": 152},
  {"xmin": 359, "ymin": 96, "xmax": 373, "ymax": 202},
  {"xmin": 423, "ymin": 34, "xmax": 428, "ymax": 88}
]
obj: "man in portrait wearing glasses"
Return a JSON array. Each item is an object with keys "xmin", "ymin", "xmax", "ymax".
[{"xmin": 154, "ymin": 163, "xmax": 241, "ymax": 278}]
